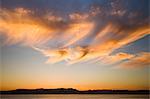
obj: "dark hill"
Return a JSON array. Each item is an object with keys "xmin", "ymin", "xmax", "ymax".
[{"xmin": 0, "ymin": 88, "xmax": 149, "ymax": 94}]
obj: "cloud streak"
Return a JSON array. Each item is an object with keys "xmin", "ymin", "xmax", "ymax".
[
  {"xmin": 118, "ymin": 52, "xmax": 150, "ymax": 68},
  {"xmin": 0, "ymin": 1, "xmax": 149, "ymax": 68}
]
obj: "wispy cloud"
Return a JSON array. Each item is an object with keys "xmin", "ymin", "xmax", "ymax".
[
  {"xmin": 118, "ymin": 52, "xmax": 150, "ymax": 68},
  {"xmin": 98, "ymin": 52, "xmax": 134, "ymax": 65},
  {"xmin": 0, "ymin": 0, "xmax": 149, "ymax": 68}
]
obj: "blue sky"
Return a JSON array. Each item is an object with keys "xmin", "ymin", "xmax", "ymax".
[{"xmin": 0, "ymin": 0, "xmax": 149, "ymax": 90}]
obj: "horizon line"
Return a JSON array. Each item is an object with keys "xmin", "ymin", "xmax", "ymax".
[{"xmin": 1, "ymin": 88, "xmax": 149, "ymax": 91}]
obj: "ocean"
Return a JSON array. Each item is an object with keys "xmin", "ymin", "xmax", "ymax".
[{"xmin": 0, "ymin": 94, "xmax": 149, "ymax": 99}]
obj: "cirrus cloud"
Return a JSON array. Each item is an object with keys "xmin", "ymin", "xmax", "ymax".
[{"xmin": 0, "ymin": 1, "xmax": 149, "ymax": 68}]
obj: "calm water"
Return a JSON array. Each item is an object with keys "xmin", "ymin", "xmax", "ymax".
[{"xmin": 0, "ymin": 94, "xmax": 149, "ymax": 99}]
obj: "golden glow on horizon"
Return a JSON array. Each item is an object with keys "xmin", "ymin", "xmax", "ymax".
[{"xmin": 1, "ymin": 82, "xmax": 148, "ymax": 91}]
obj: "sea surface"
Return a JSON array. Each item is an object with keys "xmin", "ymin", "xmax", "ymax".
[{"xmin": 0, "ymin": 94, "xmax": 149, "ymax": 99}]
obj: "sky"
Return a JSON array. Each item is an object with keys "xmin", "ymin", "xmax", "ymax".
[{"xmin": 0, "ymin": 0, "xmax": 149, "ymax": 91}]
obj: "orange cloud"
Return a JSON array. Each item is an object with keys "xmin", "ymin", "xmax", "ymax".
[
  {"xmin": 98, "ymin": 52, "xmax": 134, "ymax": 65},
  {"xmin": 0, "ymin": 7, "xmax": 149, "ymax": 68},
  {"xmin": 0, "ymin": 8, "xmax": 56, "ymax": 45},
  {"xmin": 63, "ymin": 22, "xmax": 94, "ymax": 47},
  {"xmin": 118, "ymin": 52, "xmax": 150, "ymax": 68},
  {"xmin": 69, "ymin": 13, "xmax": 89, "ymax": 20}
]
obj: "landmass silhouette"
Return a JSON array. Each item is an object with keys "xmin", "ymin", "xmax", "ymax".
[{"xmin": 0, "ymin": 88, "xmax": 149, "ymax": 94}]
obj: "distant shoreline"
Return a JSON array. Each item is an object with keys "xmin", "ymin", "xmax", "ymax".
[{"xmin": 0, "ymin": 88, "xmax": 149, "ymax": 94}]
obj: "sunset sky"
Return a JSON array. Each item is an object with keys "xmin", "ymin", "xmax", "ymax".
[{"xmin": 0, "ymin": 0, "xmax": 149, "ymax": 91}]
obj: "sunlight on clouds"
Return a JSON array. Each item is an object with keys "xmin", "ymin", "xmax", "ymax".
[
  {"xmin": 98, "ymin": 52, "xmax": 134, "ymax": 65},
  {"xmin": 63, "ymin": 22, "xmax": 94, "ymax": 47},
  {"xmin": 118, "ymin": 52, "xmax": 150, "ymax": 68},
  {"xmin": 0, "ymin": 7, "xmax": 149, "ymax": 68},
  {"xmin": 0, "ymin": 8, "xmax": 55, "ymax": 46}
]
